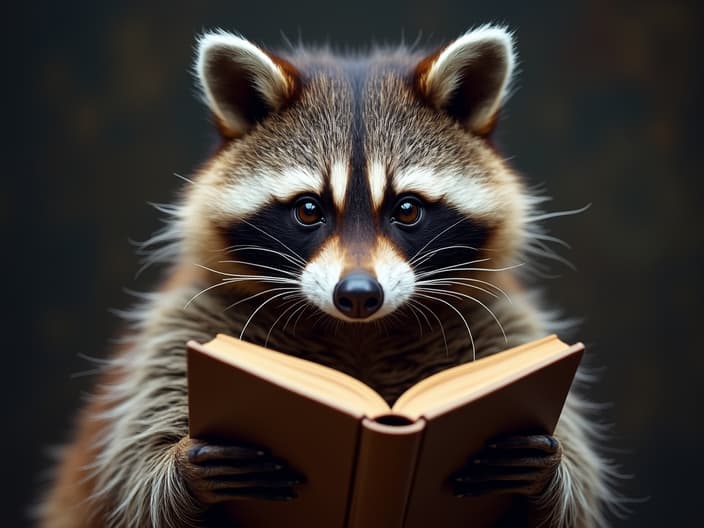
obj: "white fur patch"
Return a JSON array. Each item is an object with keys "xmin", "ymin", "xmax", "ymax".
[
  {"xmin": 329, "ymin": 160, "xmax": 349, "ymax": 210},
  {"xmin": 301, "ymin": 237, "xmax": 415, "ymax": 322},
  {"xmin": 393, "ymin": 165, "xmax": 500, "ymax": 218},
  {"xmin": 196, "ymin": 31, "xmax": 292, "ymax": 135},
  {"xmin": 300, "ymin": 237, "xmax": 343, "ymax": 316},
  {"xmin": 372, "ymin": 239, "xmax": 415, "ymax": 318},
  {"xmin": 218, "ymin": 167, "xmax": 324, "ymax": 218},
  {"xmin": 367, "ymin": 159, "xmax": 388, "ymax": 210}
]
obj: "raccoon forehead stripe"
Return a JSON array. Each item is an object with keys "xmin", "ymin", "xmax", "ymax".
[
  {"xmin": 367, "ymin": 159, "xmax": 387, "ymax": 209},
  {"xmin": 329, "ymin": 160, "xmax": 349, "ymax": 210},
  {"xmin": 218, "ymin": 167, "xmax": 324, "ymax": 218},
  {"xmin": 393, "ymin": 165, "xmax": 499, "ymax": 217},
  {"xmin": 270, "ymin": 167, "xmax": 325, "ymax": 201}
]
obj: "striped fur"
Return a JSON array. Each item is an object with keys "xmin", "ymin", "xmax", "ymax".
[{"xmin": 38, "ymin": 27, "xmax": 620, "ymax": 527}]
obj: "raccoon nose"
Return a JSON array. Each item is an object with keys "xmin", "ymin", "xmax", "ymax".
[{"xmin": 333, "ymin": 272, "xmax": 384, "ymax": 319}]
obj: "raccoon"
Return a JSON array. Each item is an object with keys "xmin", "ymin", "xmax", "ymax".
[{"xmin": 39, "ymin": 26, "xmax": 619, "ymax": 527}]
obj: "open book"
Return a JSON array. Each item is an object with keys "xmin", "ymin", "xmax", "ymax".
[{"xmin": 187, "ymin": 335, "xmax": 583, "ymax": 528}]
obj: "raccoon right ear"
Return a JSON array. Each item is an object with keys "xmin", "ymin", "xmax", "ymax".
[
  {"xmin": 195, "ymin": 31, "xmax": 300, "ymax": 138},
  {"xmin": 414, "ymin": 26, "xmax": 516, "ymax": 136}
]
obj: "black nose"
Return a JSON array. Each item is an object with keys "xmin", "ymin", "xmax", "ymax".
[{"xmin": 333, "ymin": 272, "xmax": 384, "ymax": 319}]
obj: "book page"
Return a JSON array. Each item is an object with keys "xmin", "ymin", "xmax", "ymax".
[
  {"xmin": 391, "ymin": 336, "xmax": 577, "ymax": 420},
  {"xmin": 401, "ymin": 339, "xmax": 584, "ymax": 527},
  {"xmin": 188, "ymin": 339, "xmax": 365, "ymax": 527},
  {"xmin": 202, "ymin": 335, "xmax": 391, "ymax": 418}
]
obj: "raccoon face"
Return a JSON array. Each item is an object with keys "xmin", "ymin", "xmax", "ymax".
[{"xmin": 181, "ymin": 27, "xmax": 530, "ymax": 324}]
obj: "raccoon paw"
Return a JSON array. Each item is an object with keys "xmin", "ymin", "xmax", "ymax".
[
  {"xmin": 451, "ymin": 434, "xmax": 561, "ymax": 498},
  {"xmin": 174, "ymin": 436, "xmax": 304, "ymax": 504}
]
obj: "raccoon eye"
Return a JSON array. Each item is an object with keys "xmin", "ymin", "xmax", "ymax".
[
  {"xmin": 391, "ymin": 197, "xmax": 423, "ymax": 226},
  {"xmin": 294, "ymin": 197, "xmax": 325, "ymax": 226}
]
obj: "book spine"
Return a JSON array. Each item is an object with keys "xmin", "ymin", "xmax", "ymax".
[{"xmin": 346, "ymin": 417, "xmax": 426, "ymax": 528}]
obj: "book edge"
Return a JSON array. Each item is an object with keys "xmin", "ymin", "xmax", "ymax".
[
  {"xmin": 188, "ymin": 338, "xmax": 391, "ymax": 421},
  {"xmin": 417, "ymin": 343, "xmax": 584, "ymax": 421}
]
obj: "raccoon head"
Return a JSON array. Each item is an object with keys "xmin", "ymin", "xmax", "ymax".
[{"xmin": 180, "ymin": 27, "xmax": 530, "ymax": 324}]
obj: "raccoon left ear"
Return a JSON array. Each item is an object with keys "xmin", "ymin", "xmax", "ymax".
[
  {"xmin": 414, "ymin": 26, "xmax": 516, "ymax": 136},
  {"xmin": 195, "ymin": 31, "xmax": 300, "ymax": 138}
]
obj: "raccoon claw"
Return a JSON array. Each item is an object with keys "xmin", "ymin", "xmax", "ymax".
[
  {"xmin": 175, "ymin": 437, "xmax": 304, "ymax": 504},
  {"xmin": 451, "ymin": 434, "xmax": 561, "ymax": 499}
]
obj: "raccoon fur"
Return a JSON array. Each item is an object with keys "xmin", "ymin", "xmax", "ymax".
[{"xmin": 38, "ymin": 26, "xmax": 619, "ymax": 527}]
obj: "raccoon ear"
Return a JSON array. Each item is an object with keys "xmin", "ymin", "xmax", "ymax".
[
  {"xmin": 414, "ymin": 26, "xmax": 516, "ymax": 136},
  {"xmin": 195, "ymin": 31, "xmax": 300, "ymax": 138}
]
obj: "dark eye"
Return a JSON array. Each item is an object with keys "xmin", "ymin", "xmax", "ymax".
[
  {"xmin": 392, "ymin": 197, "xmax": 423, "ymax": 226},
  {"xmin": 294, "ymin": 197, "xmax": 325, "ymax": 226}
]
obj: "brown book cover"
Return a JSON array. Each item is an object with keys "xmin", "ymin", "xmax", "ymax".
[{"xmin": 187, "ymin": 335, "xmax": 584, "ymax": 527}]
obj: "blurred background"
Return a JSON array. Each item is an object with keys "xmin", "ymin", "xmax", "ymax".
[{"xmin": 5, "ymin": 0, "xmax": 702, "ymax": 525}]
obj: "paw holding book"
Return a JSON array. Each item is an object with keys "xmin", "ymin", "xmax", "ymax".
[
  {"xmin": 174, "ymin": 436, "xmax": 304, "ymax": 504},
  {"xmin": 451, "ymin": 434, "xmax": 561, "ymax": 498}
]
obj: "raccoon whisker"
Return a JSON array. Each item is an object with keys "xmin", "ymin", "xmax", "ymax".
[
  {"xmin": 311, "ymin": 311, "xmax": 334, "ymax": 333},
  {"xmin": 418, "ymin": 276, "xmax": 513, "ymax": 304},
  {"xmin": 239, "ymin": 290, "xmax": 298, "ymax": 340},
  {"xmin": 225, "ymin": 286, "xmax": 299, "ymax": 313},
  {"xmin": 173, "ymin": 172, "xmax": 196, "ymax": 185},
  {"xmin": 192, "ymin": 263, "xmax": 297, "ymax": 282},
  {"xmin": 415, "ymin": 287, "xmax": 508, "ymax": 344},
  {"xmin": 264, "ymin": 297, "xmax": 307, "ymax": 347},
  {"xmin": 224, "ymin": 245, "xmax": 306, "ymax": 269},
  {"xmin": 193, "ymin": 263, "xmax": 236, "ymax": 277},
  {"xmin": 409, "ymin": 244, "xmax": 480, "ymax": 267},
  {"xmin": 220, "ymin": 276, "xmax": 299, "ymax": 286},
  {"xmin": 529, "ymin": 233, "xmax": 572, "ymax": 249},
  {"xmin": 386, "ymin": 310, "xmax": 408, "ymax": 331},
  {"xmin": 446, "ymin": 264, "xmax": 525, "ymax": 273},
  {"xmin": 291, "ymin": 305, "xmax": 313, "ymax": 335},
  {"xmin": 218, "ymin": 260, "xmax": 302, "ymax": 279},
  {"xmin": 406, "ymin": 301, "xmax": 433, "ymax": 332},
  {"xmin": 409, "ymin": 245, "xmax": 478, "ymax": 267},
  {"xmin": 409, "ymin": 218, "xmax": 467, "ymax": 263},
  {"xmin": 385, "ymin": 309, "xmax": 411, "ymax": 335},
  {"xmin": 523, "ymin": 240, "xmax": 576, "ymax": 271},
  {"xmin": 416, "ymin": 258, "xmax": 490, "ymax": 278},
  {"xmin": 414, "ymin": 258, "xmax": 492, "ymax": 278},
  {"xmin": 524, "ymin": 258, "xmax": 568, "ymax": 280},
  {"xmin": 184, "ymin": 279, "xmax": 238, "ymax": 309},
  {"xmin": 525, "ymin": 203, "xmax": 591, "ymax": 223},
  {"xmin": 521, "ymin": 263, "xmax": 563, "ymax": 280},
  {"xmin": 416, "ymin": 279, "xmax": 499, "ymax": 300},
  {"xmin": 282, "ymin": 301, "xmax": 310, "ymax": 336},
  {"xmin": 416, "ymin": 287, "xmax": 471, "ymax": 303},
  {"xmin": 407, "ymin": 299, "xmax": 449, "ymax": 356},
  {"xmin": 418, "ymin": 263, "xmax": 526, "ymax": 279},
  {"xmin": 241, "ymin": 219, "xmax": 307, "ymax": 266},
  {"xmin": 415, "ymin": 293, "xmax": 476, "ymax": 360},
  {"xmin": 411, "ymin": 243, "xmax": 479, "ymax": 263},
  {"xmin": 216, "ymin": 274, "xmax": 300, "ymax": 286},
  {"xmin": 401, "ymin": 303, "xmax": 425, "ymax": 336}
]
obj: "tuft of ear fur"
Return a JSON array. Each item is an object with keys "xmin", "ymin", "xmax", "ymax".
[
  {"xmin": 414, "ymin": 25, "xmax": 516, "ymax": 136},
  {"xmin": 195, "ymin": 31, "xmax": 300, "ymax": 138}
]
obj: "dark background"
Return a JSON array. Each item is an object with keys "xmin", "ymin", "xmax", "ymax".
[{"xmin": 5, "ymin": 0, "xmax": 702, "ymax": 525}]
